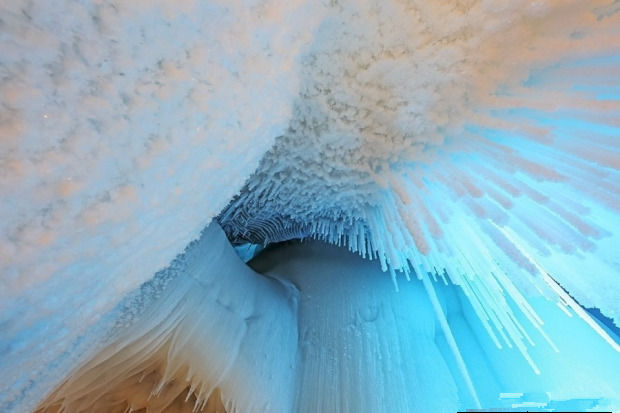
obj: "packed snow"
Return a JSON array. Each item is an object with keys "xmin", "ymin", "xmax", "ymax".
[{"xmin": 0, "ymin": 0, "xmax": 322, "ymax": 410}]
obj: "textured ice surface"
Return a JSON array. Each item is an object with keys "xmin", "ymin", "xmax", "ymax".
[
  {"xmin": 1, "ymin": 0, "xmax": 619, "ymax": 411},
  {"xmin": 219, "ymin": 0, "xmax": 620, "ymax": 357},
  {"xmin": 0, "ymin": 1, "xmax": 322, "ymax": 410}
]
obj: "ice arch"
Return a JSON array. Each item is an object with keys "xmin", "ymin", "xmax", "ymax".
[{"xmin": 1, "ymin": 0, "xmax": 619, "ymax": 412}]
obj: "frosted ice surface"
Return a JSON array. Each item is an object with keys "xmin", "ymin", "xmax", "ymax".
[
  {"xmin": 1, "ymin": 0, "xmax": 619, "ymax": 411},
  {"xmin": 0, "ymin": 1, "xmax": 322, "ymax": 410},
  {"xmin": 219, "ymin": 0, "xmax": 620, "ymax": 356}
]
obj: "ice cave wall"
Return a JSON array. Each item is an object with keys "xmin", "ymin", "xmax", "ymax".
[
  {"xmin": 38, "ymin": 223, "xmax": 301, "ymax": 413},
  {"xmin": 36, "ymin": 223, "xmax": 620, "ymax": 412},
  {"xmin": 0, "ymin": 1, "xmax": 322, "ymax": 409},
  {"xmin": 1, "ymin": 0, "xmax": 620, "ymax": 412}
]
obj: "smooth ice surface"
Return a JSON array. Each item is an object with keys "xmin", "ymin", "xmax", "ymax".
[
  {"xmin": 39, "ymin": 223, "xmax": 299, "ymax": 413},
  {"xmin": 251, "ymin": 240, "xmax": 461, "ymax": 413},
  {"xmin": 251, "ymin": 240, "xmax": 620, "ymax": 412}
]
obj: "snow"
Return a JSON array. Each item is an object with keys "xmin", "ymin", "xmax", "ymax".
[{"xmin": 0, "ymin": 1, "xmax": 322, "ymax": 410}]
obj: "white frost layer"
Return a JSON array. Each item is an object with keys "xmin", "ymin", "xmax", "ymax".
[
  {"xmin": 0, "ymin": 1, "xmax": 323, "ymax": 410},
  {"xmin": 219, "ymin": 0, "xmax": 620, "ymax": 345}
]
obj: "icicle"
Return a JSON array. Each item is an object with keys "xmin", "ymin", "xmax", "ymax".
[{"xmin": 421, "ymin": 272, "xmax": 482, "ymax": 409}]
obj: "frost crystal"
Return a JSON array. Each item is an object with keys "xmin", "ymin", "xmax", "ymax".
[
  {"xmin": 1, "ymin": 0, "xmax": 619, "ymax": 412},
  {"xmin": 219, "ymin": 0, "xmax": 620, "ymax": 369}
]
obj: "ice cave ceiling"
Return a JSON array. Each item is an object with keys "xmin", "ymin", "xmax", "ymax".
[{"xmin": 0, "ymin": 1, "xmax": 619, "ymax": 412}]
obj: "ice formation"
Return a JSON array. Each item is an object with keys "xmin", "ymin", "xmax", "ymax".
[
  {"xmin": 35, "ymin": 226, "xmax": 620, "ymax": 412},
  {"xmin": 38, "ymin": 223, "xmax": 300, "ymax": 413},
  {"xmin": 1, "ymin": 0, "xmax": 620, "ymax": 412},
  {"xmin": 0, "ymin": 1, "xmax": 322, "ymax": 409},
  {"xmin": 221, "ymin": 0, "xmax": 620, "ymax": 380}
]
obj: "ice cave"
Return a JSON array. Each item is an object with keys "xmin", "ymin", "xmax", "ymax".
[{"xmin": 1, "ymin": 1, "xmax": 620, "ymax": 412}]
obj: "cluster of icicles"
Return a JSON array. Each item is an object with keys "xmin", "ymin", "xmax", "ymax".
[
  {"xmin": 220, "ymin": 71, "xmax": 620, "ymax": 379},
  {"xmin": 219, "ymin": 8, "xmax": 620, "ymax": 377}
]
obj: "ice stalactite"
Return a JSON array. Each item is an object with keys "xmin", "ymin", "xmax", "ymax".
[{"xmin": 219, "ymin": 0, "xmax": 620, "ymax": 373}]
